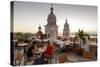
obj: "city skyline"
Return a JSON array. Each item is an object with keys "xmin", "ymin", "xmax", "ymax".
[{"xmin": 13, "ymin": 1, "xmax": 97, "ymax": 35}]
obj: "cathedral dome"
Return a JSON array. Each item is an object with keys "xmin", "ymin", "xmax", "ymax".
[
  {"xmin": 48, "ymin": 13, "xmax": 56, "ymax": 19},
  {"xmin": 37, "ymin": 31, "xmax": 43, "ymax": 36},
  {"xmin": 47, "ymin": 13, "xmax": 56, "ymax": 25},
  {"xmin": 63, "ymin": 19, "xmax": 70, "ymax": 37},
  {"xmin": 47, "ymin": 4, "xmax": 56, "ymax": 25},
  {"xmin": 36, "ymin": 25, "xmax": 43, "ymax": 39},
  {"xmin": 64, "ymin": 19, "xmax": 69, "ymax": 30}
]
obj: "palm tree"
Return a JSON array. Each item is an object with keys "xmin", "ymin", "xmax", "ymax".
[{"xmin": 74, "ymin": 29, "xmax": 90, "ymax": 49}]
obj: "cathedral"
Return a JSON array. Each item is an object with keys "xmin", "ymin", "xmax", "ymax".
[
  {"xmin": 45, "ymin": 4, "xmax": 58, "ymax": 39},
  {"xmin": 37, "ymin": 4, "xmax": 70, "ymax": 40}
]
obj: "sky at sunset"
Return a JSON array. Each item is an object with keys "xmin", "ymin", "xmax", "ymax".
[{"xmin": 13, "ymin": 1, "xmax": 97, "ymax": 35}]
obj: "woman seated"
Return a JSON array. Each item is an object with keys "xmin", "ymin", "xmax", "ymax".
[
  {"xmin": 46, "ymin": 41, "xmax": 54, "ymax": 63},
  {"xmin": 27, "ymin": 45, "xmax": 34, "ymax": 61}
]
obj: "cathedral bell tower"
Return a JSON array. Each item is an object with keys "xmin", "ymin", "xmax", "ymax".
[
  {"xmin": 45, "ymin": 4, "xmax": 58, "ymax": 39},
  {"xmin": 63, "ymin": 19, "xmax": 70, "ymax": 38}
]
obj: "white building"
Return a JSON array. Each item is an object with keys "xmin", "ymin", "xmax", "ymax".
[{"xmin": 45, "ymin": 4, "xmax": 58, "ymax": 39}]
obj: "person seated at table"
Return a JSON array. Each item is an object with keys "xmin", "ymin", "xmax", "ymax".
[
  {"xmin": 33, "ymin": 55, "xmax": 46, "ymax": 65},
  {"xmin": 46, "ymin": 41, "xmax": 54, "ymax": 64},
  {"xmin": 38, "ymin": 43, "xmax": 47, "ymax": 53},
  {"xmin": 27, "ymin": 45, "xmax": 34, "ymax": 58}
]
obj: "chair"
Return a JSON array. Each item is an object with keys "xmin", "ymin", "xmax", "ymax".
[
  {"xmin": 75, "ymin": 48, "xmax": 84, "ymax": 56},
  {"xmin": 83, "ymin": 51, "xmax": 95, "ymax": 60},
  {"xmin": 58, "ymin": 53, "xmax": 68, "ymax": 63},
  {"xmin": 15, "ymin": 52, "xmax": 23, "ymax": 65}
]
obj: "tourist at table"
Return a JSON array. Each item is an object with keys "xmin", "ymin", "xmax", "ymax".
[
  {"xmin": 33, "ymin": 55, "xmax": 46, "ymax": 65},
  {"xmin": 46, "ymin": 41, "xmax": 54, "ymax": 63},
  {"xmin": 27, "ymin": 45, "xmax": 34, "ymax": 58}
]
